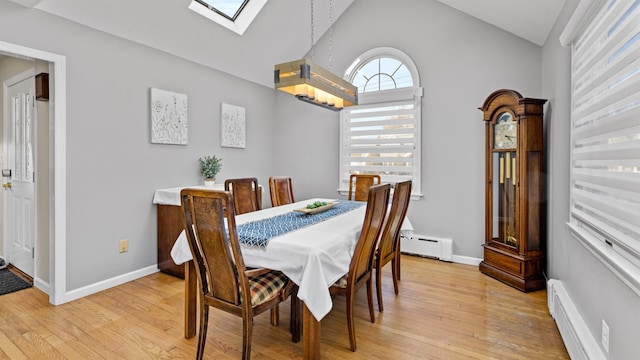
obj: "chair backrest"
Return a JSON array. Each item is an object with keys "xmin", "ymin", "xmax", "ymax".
[
  {"xmin": 348, "ymin": 174, "xmax": 382, "ymax": 201},
  {"xmin": 377, "ymin": 181, "xmax": 412, "ymax": 261},
  {"xmin": 269, "ymin": 176, "xmax": 295, "ymax": 207},
  {"xmin": 225, "ymin": 177, "xmax": 262, "ymax": 214},
  {"xmin": 181, "ymin": 189, "xmax": 249, "ymax": 307},
  {"xmin": 349, "ymin": 183, "xmax": 390, "ymax": 285}
]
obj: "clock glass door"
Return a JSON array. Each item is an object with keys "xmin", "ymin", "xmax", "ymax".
[{"xmin": 492, "ymin": 111, "xmax": 518, "ymax": 249}]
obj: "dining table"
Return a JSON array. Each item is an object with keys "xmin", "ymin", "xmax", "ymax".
[{"xmin": 169, "ymin": 195, "xmax": 413, "ymax": 359}]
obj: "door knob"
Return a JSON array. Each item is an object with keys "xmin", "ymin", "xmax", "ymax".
[{"xmin": 2, "ymin": 182, "xmax": 11, "ymax": 190}]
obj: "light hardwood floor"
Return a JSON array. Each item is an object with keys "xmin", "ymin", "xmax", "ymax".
[{"xmin": 0, "ymin": 255, "xmax": 569, "ymax": 359}]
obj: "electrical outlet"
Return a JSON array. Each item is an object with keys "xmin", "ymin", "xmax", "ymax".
[
  {"xmin": 119, "ymin": 239, "xmax": 129, "ymax": 253},
  {"xmin": 602, "ymin": 319, "xmax": 610, "ymax": 353}
]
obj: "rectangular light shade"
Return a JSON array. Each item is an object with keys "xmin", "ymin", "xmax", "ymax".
[{"xmin": 274, "ymin": 58, "xmax": 358, "ymax": 111}]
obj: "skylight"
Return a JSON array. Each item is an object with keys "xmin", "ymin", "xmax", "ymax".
[
  {"xmin": 189, "ymin": 0, "xmax": 267, "ymax": 35},
  {"xmin": 196, "ymin": 0, "xmax": 249, "ymax": 21}
]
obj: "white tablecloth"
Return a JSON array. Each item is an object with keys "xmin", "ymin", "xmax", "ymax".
[
  {"xmin": 153, "ymin": 184, "xmax": 264, "ymax": 206},
  {"xmin": 170, "ymin": 198, "xmax": 413, "ymax": 321},
  {"xmin": 153, "ymin": 185, "xmax": 224, "ymax": 205}
]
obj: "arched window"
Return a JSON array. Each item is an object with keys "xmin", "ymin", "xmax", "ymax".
[
  {"xmin": 350, "ymin": 56, "xmax": 413, "ymax": 92},
  {"xmin": 339, "ymin": 47, "xmax": 423, "ymax": 198}
]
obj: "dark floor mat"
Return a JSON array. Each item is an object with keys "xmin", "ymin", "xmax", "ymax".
[{"xmin": 0, "ymin": 268, "xmax": 32, "ymax": 295}]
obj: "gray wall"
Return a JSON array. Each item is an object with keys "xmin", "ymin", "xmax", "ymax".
[
  {"xmin": 542, "ymin": 1, "xmax": 640, "ymax": 358},
  {"xmin": 0, "ymin": 0, "xmax": 278, "ymax": 290},
  {"xmin": 274, "ymin": 0, "xmax": 543, "ymax": 259}
]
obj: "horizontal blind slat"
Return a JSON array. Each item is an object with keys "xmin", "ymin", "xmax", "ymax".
[
  {"xmin": 572, "ymin": 201, "xmax": 640, "ymax": 246},
  {"xmin": 573, "ymin": 168, "xmax": 640, "ymax": 192},
  {"xmin": 573, "ymin": 66, "xmax": 640, "ymax": 118},
  {"xmin": 346, "ymin": 167, "xmax": 414, "ymax": 173},
  {"xmin": 573, "ymin": 187, "xmax": 640, "ymax": 225},
  {"xmin": 573, "ymin": 99, "xmax": 640, "ymax": 138}
]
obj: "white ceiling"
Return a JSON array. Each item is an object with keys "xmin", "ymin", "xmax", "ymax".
[
  {"xmin": 436, "ymin": 0, "xmax": 565, "ymax": 46},
  {"xmin": 10, "ymin": 0, "xmax": 564, "ymax": 88}
]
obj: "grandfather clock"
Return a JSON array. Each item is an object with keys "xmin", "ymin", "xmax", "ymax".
[{"xmin": 478, "ymin": 89, "xmax": 547, "ymax": 292}]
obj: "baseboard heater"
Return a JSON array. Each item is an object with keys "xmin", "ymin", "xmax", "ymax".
[
  {"xmin": 547, "ymin": 279, "xmax": 605, "ymax": 360},
  {"xmin": 400, "ymin": 234, "xmax": 453, "ymax": 262}
]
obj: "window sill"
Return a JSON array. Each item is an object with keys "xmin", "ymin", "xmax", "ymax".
[
  {"xmin": 567, "ymin": 222, "xmax": 640, "ymax": 297},
  {"xmin": 337, "ymin": 189, "xmax": 423, "ymax": 201}
]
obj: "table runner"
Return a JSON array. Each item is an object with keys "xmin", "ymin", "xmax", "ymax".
[{"xmin": 237, "ymin": 201, "xmax": 365, "ymax": 248}]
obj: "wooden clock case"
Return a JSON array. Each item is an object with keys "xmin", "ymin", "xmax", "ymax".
[{"xmin": 478, "ymin": 89, "xmax": 547, "ymax": 292}]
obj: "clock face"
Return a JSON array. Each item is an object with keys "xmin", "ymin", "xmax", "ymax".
[{"xmin": 494, "ymin": 112, "xmax": 517, "ymax": 149}]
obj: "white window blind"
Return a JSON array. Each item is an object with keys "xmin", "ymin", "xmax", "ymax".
[
  {"xmin": 569, "ymin": 0, "xmax": 640, "ymax": 284},
  {"xmin": 340, "ymin": 100, "xmax": 419, "ymax": 190}
]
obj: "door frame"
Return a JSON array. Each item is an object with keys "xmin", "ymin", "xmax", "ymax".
[{"xmin": 0, "ymin": 40, "xmax": 67, "ymax": 306}]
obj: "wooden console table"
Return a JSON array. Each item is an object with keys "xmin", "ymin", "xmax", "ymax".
[
  {"xmin": 152, "ymin": 184, "xmax": 262, "ymax": 278},
  {"xmin": 153, "ymin": 185, "xmax": 223, "ymax": 278}
]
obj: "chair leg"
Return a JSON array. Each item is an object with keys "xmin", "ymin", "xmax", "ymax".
[
  {"xmin": 366, "ymin": 278, "xmax": 375, "ymax": 323},
  {"xmin": 346, "ymin": 293, "xmax": 357, "ymax": 352},
  {"xmin": 396, "ymin": 246, "xmax": 402, "ymax": 280},
  {"xmin": 271, "ymin": 305, "xmax": 279, "ymax": 326},
  {"xmin": 375, "ymin": 265, "xmax": 384, "ymax": 312},
  {"xmin": 196, "ymin": 305, "xmax": 209, "ymax": 360},
  {"xmin": 391, "ymin": 257, "xmax": 399, "ymax": 295},
  {"xmin": 242, "ymin": 314, "xmax": 253, "ymax": 360}
]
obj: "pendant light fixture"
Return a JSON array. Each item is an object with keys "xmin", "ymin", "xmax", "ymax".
[{"xmin": 274, "ymin": 0, "xmax": 357, "ymax": 111}]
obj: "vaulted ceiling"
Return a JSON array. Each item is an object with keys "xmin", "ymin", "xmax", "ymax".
[
  {"xmin": 9, "ymin": 0, "xmax": 564, "ymax": 88},
  {"xmin": 437, "ymin": 0, "xmax": 565, "ymax": 46}
]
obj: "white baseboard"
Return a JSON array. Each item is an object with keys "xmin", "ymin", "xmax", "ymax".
[
  {"xmin": 65, "ymin": 265, "xmax": 159, "ymax": 302},
  {"xmin": 33, "ymin": 276, "xmax": 50, "ymax": 295},
  {"xmin": 402, "ymin": 251, "xmax": 482, "ymax": 267},
  {"xmin": 547, "ymin": 279, "xmax": 606, "ymax": 360},
  {"xmin": 452, "ymin": 255, "xmax": 482, "ymax": 266}
]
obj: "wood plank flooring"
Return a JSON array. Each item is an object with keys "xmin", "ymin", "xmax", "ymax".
[{"xmin": 0, "ymin": 255, "xmax": 569, "ymax": 359}]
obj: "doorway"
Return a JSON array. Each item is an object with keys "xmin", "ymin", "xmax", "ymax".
[{"xmin": 0, "ymin": 40, "xmax": 67, "ymax": 305}]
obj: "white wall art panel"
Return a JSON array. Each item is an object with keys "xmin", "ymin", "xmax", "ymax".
[
  {"xmin": 150, "ymin": 88, "xmax": 188, "ymax": 145},
  {"xmin": 220, "ymin": 102, "xmax": 246, "ymax": 148}
]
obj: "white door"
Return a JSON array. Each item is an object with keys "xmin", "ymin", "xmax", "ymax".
[{"xmin": 3, "ymin": 74, "xmax": 36, "ymax": 277}]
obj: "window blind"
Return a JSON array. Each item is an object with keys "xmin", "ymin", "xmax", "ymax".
[
  {"xmin": 340, "ymin": 100, "xmax": 418, "ymax": 190},
  {"xmin": 570, "ymin": 0, "xmax": 640, "ymax": 271}
]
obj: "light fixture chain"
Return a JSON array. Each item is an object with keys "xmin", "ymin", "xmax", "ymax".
[
  {"xmin": 310, "ymin": 0, "xmax": 315, "ymax": 60},
  {"xmin": 329, "ymin": 0, "xmax": 333, "ymax": 70}
]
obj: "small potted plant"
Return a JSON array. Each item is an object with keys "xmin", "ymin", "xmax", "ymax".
[{"xmin": 199, "ymin": 155, "xmax": 222, "ymax": 187}]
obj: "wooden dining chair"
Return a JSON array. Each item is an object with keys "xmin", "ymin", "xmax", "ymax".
[
  {"xmin": 347, "ymin": 174, "xmax": 382, "ymax": 201},
  {"xmin": 225, "ymin": 177, "xmax": 262, "ymax": 214},
  {"xmin": 374, "ymin": 180, "xmax": 412, "ymax": 312},
  {"xmin": 330, "ymin": 183, "xmax": 390, "ymax": 352},
  {"xmin": 180, "ymin": 189, "xmax": 297, "ymax": 360},
  {"xmin": 269, "ymin": 176, "xmax": 295, "ymax": 207}
]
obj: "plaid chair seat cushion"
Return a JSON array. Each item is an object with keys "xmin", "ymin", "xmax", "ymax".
[
  {"xmin": 332, "ymin": 274, "xmax": 348, "ymax": 289},
  {"xmin": 248, "ymin": 270, "xmax": 289, "ymax": 306}
]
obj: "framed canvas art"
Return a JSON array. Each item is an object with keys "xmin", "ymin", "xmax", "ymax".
[
  {"xmin": 150, "ymin": 88, "xmax": 188, "ymax": 145},
  {"xmin": 220, "ymin": 103, "xmax": 246, "ymax": 148}
]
